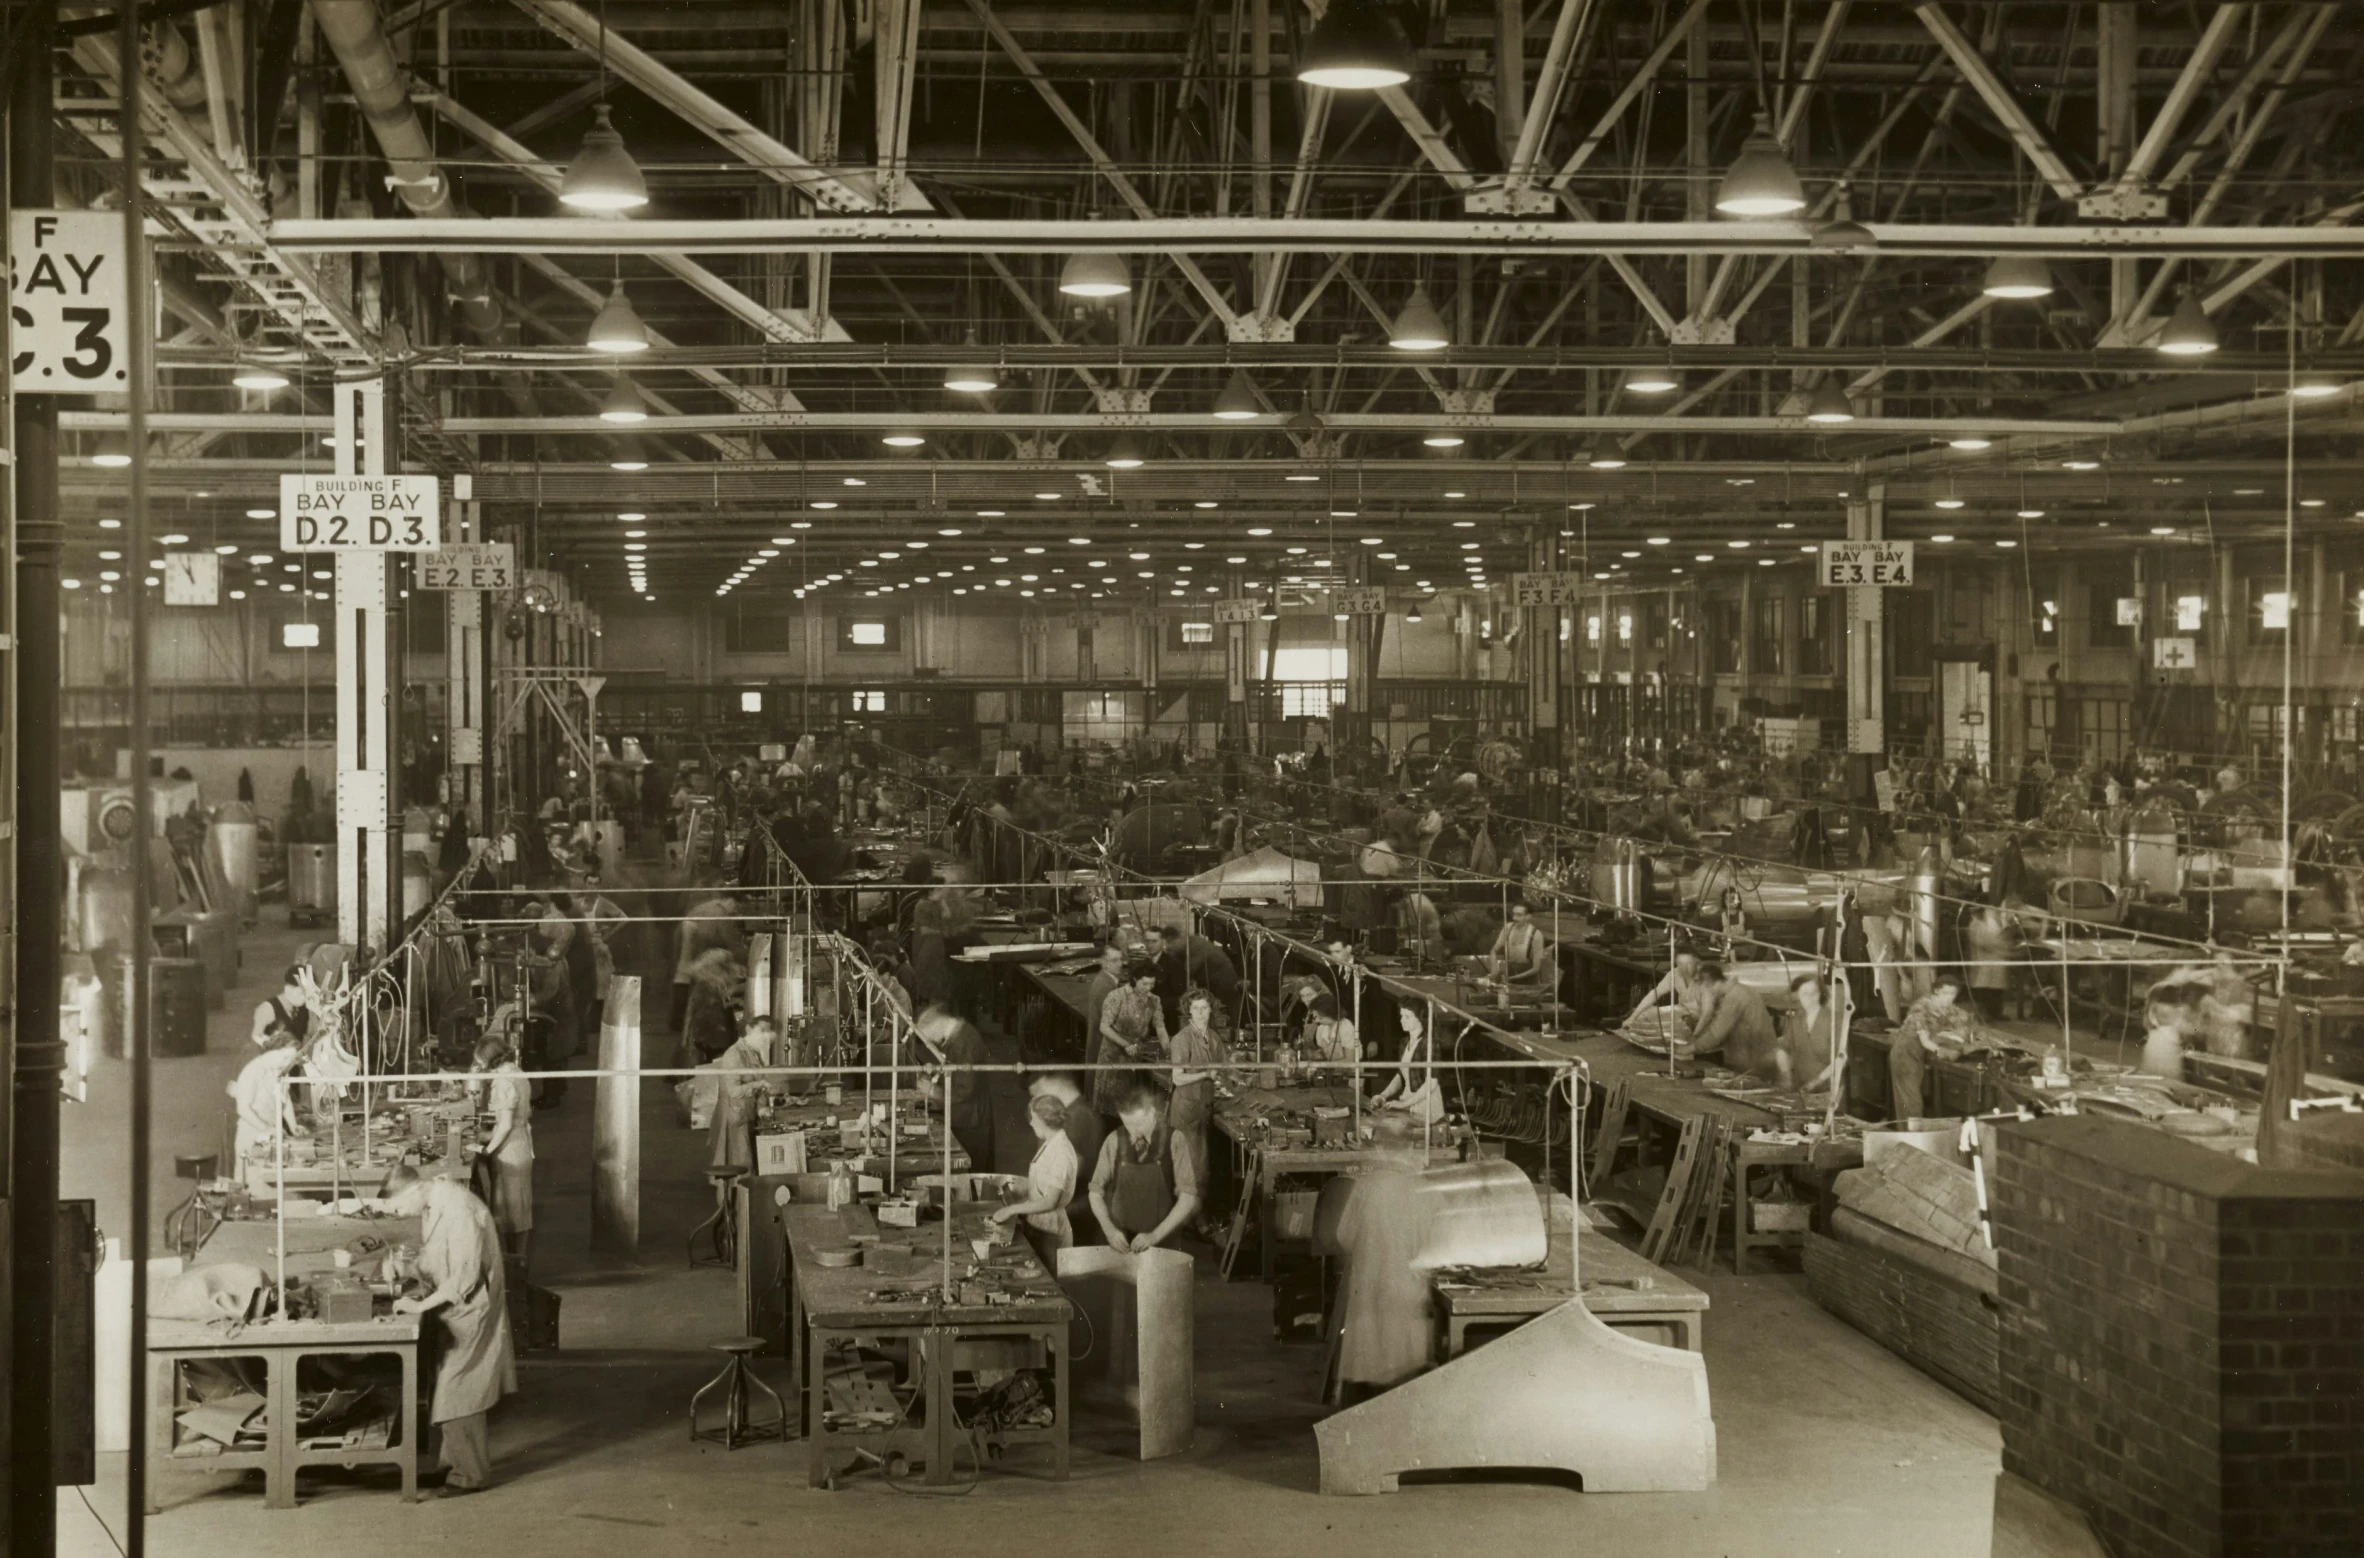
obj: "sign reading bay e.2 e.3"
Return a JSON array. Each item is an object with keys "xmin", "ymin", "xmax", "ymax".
[
  {"xmin": 280, "ymin": 474, "xmax": 442, "ymax": 551},
  {"xmin": 9, "ymin": 211, "xmax": 129, "ymax": 392},
  {"xmin": 1818, "ymin": 540, "xmax": 1915, "ymax": 588}
]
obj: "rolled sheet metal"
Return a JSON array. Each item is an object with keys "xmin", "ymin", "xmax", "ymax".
[
  {"xmin": 592, "ymin": 976, "xmax": 642, "ymax": 1260},
  {"xmin": 1414, "ymin": 1158, "xmax": 1548, "ymax": 1272}
]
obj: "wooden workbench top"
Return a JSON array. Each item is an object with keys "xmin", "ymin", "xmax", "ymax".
[{"xmin": 780, "ymin": 1201, "xmax": 1071, "ymax": 1329}]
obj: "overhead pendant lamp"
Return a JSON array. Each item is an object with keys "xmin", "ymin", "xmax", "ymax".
[
  {"xmin": 2156, "ymin": 291, "xmax": 2219, "ymax": 356},
  {"xmin": 2291, "ymin": 370, "xmax": 2342, "ymax": 399},
  {"xmin": 609, "ymin": 440, "xmax": 648, "ymax": 471},
  {"xmin": 599, "ymin": 374, "xmax": 648, "ymax": 424},
  {"xmin": 1404, "ymin": 602, "xmax": 1423, "ymax": 623},
  {"xmin": 1105, "ymin": 435, "xmax": 1146, "ymax": 469},
  {"xmin": 231, "ymin": 361, "xmax": 290, "ymax": 391},
  {"xmin": 944, "ymin": 330, "xmax": 998, "ymax": 394},
  {"xmin": 1982, "ymin": 253, "xmax": 2053, "ymax": 301},
  {"xmin": 1422, "ymin": 432, "xmax": 1466, "ymax": 448},
  {"xmin": 558, "ymin": 103, "xmax": 649, "ymax": 212},
  {"xmin": 1058, "ymin": 250, "xmax": 1131, "ymax": 299},
  {"xmin": 91, "ymin": 436, "xmax": 132, "ymax": 468},
  {"xmin": 1388, "ymin": 284, "xmax": 1449, "ymax": 351},
  {"xmin": 1812, "ymin": 183, "xmax": 1874, "ymax": 252},
  {"xmin": 881, "ymin": 430, "xmax": 927, "ymax": 448},
  {"xmin": 1296, "ymin": 1, "xmax": 1415, "ymax": 90},
  {"xmin": 586, "ymin": 279, "xmax": 650, "ymax": 353},
  {"xmin": 1212, "ymin": 370, "xmax": 1261, "ymax": 420},
  {"xmin": 1258, "ymin": 601, "xmax": 1279, "ymax": 621},
  {"xmin": 1585, "ymin": 440, "xmax": 1628, "ymax": 470},
  {"xmin": 1804, "ymin": 378, "xmax": 1856, "ymax": 423},
  {"xmin": 1625, "ymin": 360, "xmax": 1678, "ymax": 395},
  {"xmin": 1714, "ymin": 112, "xmax": 1806, "ymax": 217}
]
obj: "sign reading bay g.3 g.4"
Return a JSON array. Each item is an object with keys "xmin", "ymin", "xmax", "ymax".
[{"xmin": 280, "ymin": 473, "xmax": 442, "ymax": 551}]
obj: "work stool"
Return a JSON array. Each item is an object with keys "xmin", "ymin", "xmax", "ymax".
[
  {"xmin": 688, "ymin": 1167, "xmax": 747, "ymax": 1270},
  {"xmin": 689, "ymin": 1337, "xmax": 787, "ymax": 1450},
  {"xmin": 163, "ymin": 1152, "xmax": 222, "ymax": 1262}
]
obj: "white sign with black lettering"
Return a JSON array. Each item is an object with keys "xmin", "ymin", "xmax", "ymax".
[
  {"xmin": 1336, "ymin": 587, "xmax": 1388, "ymax": 616},
  {"xmin": 279, "ymin": 474, "xmax": 442, "ymax": 551},
  {"xmin": 1212, "ymin": 599, "xmax": 1261, "ymax": 624},
  {"xmin": 9, "ymin": 211, "xmax": 128, "ymax": 393},
  {"xmin": 416, "ymin": 542, "xmax": 514, "ymax": 591},
  {"xmin": 1818, "ymin": 541, "xmax": 1915, "ymax": 587},
  {"xmin": 1511, "ymin": 572, "xmax": 1586, "ymax": 607}
]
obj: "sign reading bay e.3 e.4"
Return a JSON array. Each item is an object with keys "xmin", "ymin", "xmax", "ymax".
[{"xmin": 280, "ymin": 474, "xmax": 442, "ymax": 551}]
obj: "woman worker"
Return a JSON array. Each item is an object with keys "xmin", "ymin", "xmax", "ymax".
[
  {"xmin": 1165, "ymin": 987, "xmax": 1228, "ymax": 1206},
  {"xmin": 1371, "ymin": 1005, "xmax": 1443, "ymax": 1124},
  {"xmin": 228, "ymin": 1040, "xmax": 304, "ymax": 1165},
  {"xmin": 989, "ymin": 1093, "xmax": 1082, "ymax": 1253},
  {"xmin": 470, "ymin": 1035, "xmax": 535, "ymax": 1266},
  {"xmin": 382, "ymin": 1163, "xmax": 517, "ymax": 1498},
  {"xmin": 1087, "ymin": 1081, "xmax": 1201, "ymax": 1254},
  {"xmin": 1094, "ymin": 961, "xmax": 1168, "ymax": 1118}
]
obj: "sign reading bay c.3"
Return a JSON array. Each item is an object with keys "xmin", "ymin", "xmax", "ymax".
[
  {"xmin": 1819, "ymin": 540, "xmax": 1915, "ymax": 587},
  {"xmin": 280, "ymin": 474, "xmax": 442, "ymax": 551},
  {"xmin": 416, "ymin": 542, "xmax": 514, "ymax": 591},
  {"xmin": 9, "ymin": 211, "xmax": 128, "ymax": 393}
]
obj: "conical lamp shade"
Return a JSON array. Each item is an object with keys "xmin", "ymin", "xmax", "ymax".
[
  {"xmin": 559, "ymin": 104, "xmax": 649, "ymax": 213},
  {"xmin": 1716, "ymin": 113, "xmax": 1805, "ymax": 216},
  {"xmin": 2156, "ymin": 291, "xmax": 2219, "ymax": 356},
  {"xmin": 1059, "ymin": 251, "xmax": 1131, "ymax": 298},
  {"xmin": 1297, "ymin": 2, "xmax": 1415, "ymax": 89},
  {"xmin": 1213, "ymin": 370, "xmax": 1261, "ymax": 420},
  {"xmin": 599, "ymin": 375, "xmax": 648, "ymax": 423},
  {"xmin": 1389, "ymin": 285, "xmax": 1449, "ymax": 351},
  {"xmin": 1105, "ymin": 435, "xmax": 1146, "ymax": 469},
  {"xmin": 944, "ymin": 331, "xmax": 998, "ymax": 394},
  {"xmin": 1805, "ymin": 378, "xmax": 1856, "ymax": 423},
  {"xmin": 587, "ymin": 280, "xmax": 651, "ymax": 353},
  {"xmin": 1982, "ymin": 254, "xmax": 2053, "ymax": 300}
]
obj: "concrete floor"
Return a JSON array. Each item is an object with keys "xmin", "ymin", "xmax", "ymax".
[{"xmin": 56, "ymin": 906, "xmax": 2004, "ymax": 1557}]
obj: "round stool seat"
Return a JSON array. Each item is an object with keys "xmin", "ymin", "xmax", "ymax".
[
  {"xmin": 712, "ymin": 1336, "xmax": 767, "ymax": 1357},
  {"xmin": 706, "ymin": 1166, "xmax": 749, "ymax": 1184},
  {"xmin": 174, "ymin": 1153, "xmax": 219, "ymax": 1181}
]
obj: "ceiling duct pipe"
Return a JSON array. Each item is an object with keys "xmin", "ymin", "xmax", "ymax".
[{"xmin": 310, "ymin": 0, "xmax": 507, "ymax": 344}]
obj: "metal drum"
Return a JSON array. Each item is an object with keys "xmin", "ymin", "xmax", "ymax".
[
  {"xmin": 1589, "ymin": 836, "xmax": 1644, "ymax": 915},
  {"xmin": 207, "ymin": 803, "xmax": 261, "ymax": 926},
  {"xmin": 78, "ymin": 865, "xmax": 137, "ymax": 956},
  {"xmin": 401, "ymin": 806, "xmax": 434, "ymax": 858},
  {"xmin": 288, "ymin": 842, "xmax": 336, "ymax": 927}
]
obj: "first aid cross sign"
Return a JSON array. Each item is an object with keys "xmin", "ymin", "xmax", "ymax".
[
  {"xmin": 9, "ymin": 211, "xmax": 128, "ymax": 393},
  {"xmin": 280, "ymin": 474, "xmax": 443, "ymax": 551}
]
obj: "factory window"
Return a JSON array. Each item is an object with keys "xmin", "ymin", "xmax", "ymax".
[
  {"xmin": 1752, "ymin": 595, "xmax": 1786, "ymax": 676},
  {"xmin": 724, "ymin": 610, "xmax": 795, "ymax": 653},
  {"xmin": 1708, "ymin": 598, "xmax": 1742, "ymax": 673},
  {"xmin": 2078, "ymin": 696, "xmax": 2128, "ymax": 761},
  {"xmin": 1063, "ymin": 689, "xmax": 1143, "ymax": 744},
  {"xmin": 850, "ymin": 690, "xmax": 887, "ymax": 713},
  {"xmin": 2248, "ymin": 577, "xmax": 2292, "ymax": 644},
  {"xmin": 1278, "ymin": 682, "xmax": 1344, "ymax": 718},
  {"xmin": 2086, "ymin": 569, "xmax": 2134, "ymax": 647},
  {"xmin": 2033, "ymin": 595, "xmax": 2059, "ymax": 646},
  {"xmin": 406, "ymin": 601, "xmax": 447, "ymax": 655},
  {"xmin": 2343, "ymin": 574, "xmax": 2364, "ymax": 645},
  {"xmin": 1616, "ymin": 610, "xmax": 1634, "ymax": 647},
  {"xmin": 1798, "ymin": 594, "xmax": 1831, "ymax": 675},
  {"xmin": 1170, "ymin": 619, "xmax": 1215, "ymax": 648},
  {"xmin": 2248, "ymin": 702, "xmax": 2287, "ymax": 757},
  {"xmin": 2026, "ymin": 686, "xmax": 2058, "ymax": 760},
  {"xmin": 1642, "ymin": 596, "xmax": 1670, "ymax": 650},
  {"xmin": 1889, "ymin": 588, "xmax": 1934, "ymax": 679},
  {"xmin": 2173, "ymin": 593, "xmax": 2208, "ymax": 634},
  {"xmin": 838, "ymin": 616, "xmax": 902, "ymax": 651},
  {"xmin": 1271, "ymin": 645, "xmax": 1347, "ymax": 683}
]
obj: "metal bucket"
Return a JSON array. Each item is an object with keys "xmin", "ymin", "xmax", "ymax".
[
  {"xmin": 288, "ymin": 842, "xmax": 336, "ymax": 926},
  {"xmin": 208, "ymin": 804, "xmax": 260, "ymax": 925}
]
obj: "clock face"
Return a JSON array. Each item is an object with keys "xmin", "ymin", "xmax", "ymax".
[{"xmin": 163, "ymin": 551, "xmax": 220, "ymax": 606}]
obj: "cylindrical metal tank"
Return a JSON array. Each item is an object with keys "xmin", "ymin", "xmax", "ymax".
[
  {"xmin": 288, "ymin": 842, "xmax": 336, "ymax": 927},
  {"xmin": 208, "ymin": 802, "xmax": 261, "ymax": 926},
  {"xmin": 401, "ymin": 850, "xmax": 433, "ymax": 919},
  {"xmin": 1589, "ymin": 837, "xmax": 1643, "ymax": 915},
  {"xmin": 1908, "ymin": 845, "xmax": 1944, "ymax": 964},
  {"xmin": 588, "ymin": 819, "xmax": 625, "ymax": 873}
]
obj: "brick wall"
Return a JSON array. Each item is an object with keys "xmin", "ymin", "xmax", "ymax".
[{"xmin": 1992, "ymin": 1116, "xmax": 2364, "ymax": 1558}]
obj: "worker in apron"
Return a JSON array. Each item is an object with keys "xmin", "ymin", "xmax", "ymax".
[
  {"xmin": 1486, "ymin": 902, "xmax": 1554, "ymax": 989},
  {"xmin": 1333, "ymin": 1114, "xmax": 1441, "ymax": 1402},
  {"xmin": 248, "ymin": 967, "xmax": 311, "ymax": 1049},
  {"xmin": 229, "ymin": 1042, "xmax": 304, "ymax": 1165},
  {"xmin": 469, "ymin": 1035, "xmax": 535, "ymax": 1267},
  {"xmin": 385, "ymin": 1164, "xmax": 517, "ymax": 1498},
  {"xmin": 1086, "ymin": 1082, "xmax": 1201, "ymax": 1254}
]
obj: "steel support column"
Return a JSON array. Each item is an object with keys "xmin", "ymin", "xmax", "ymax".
[
  {"xmin": 1844, "ymin": 486, "xmax": 1888, "ymax": 811},
  {"xmin": 333, "ymin": 381, "xmax": 397, "ymax": 950},
  {"xmin": 1526, "ymin": 532, "xmax": 1563, "ymax": 822}
]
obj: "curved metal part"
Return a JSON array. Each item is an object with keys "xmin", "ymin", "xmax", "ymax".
[
  {"xmin": 1414, "ymin": 1159, "xmax": 1547, "ymax": 1271},
  {"xmin": 310, "ymin": 0, "xmax": 504, "ymax": 341},
  {"xmin": 1908, "ymin": 844, "xmax": 1944, "ymax": 962}
]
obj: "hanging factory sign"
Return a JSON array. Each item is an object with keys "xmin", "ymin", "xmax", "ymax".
[
  {"xmin": 2153, "ymin": 635, "xmax": 2198, "ymax": 671},
  {"xmin": 280, "ymin": 473, "xmax": 442, "ymax": 551},
  {"xmin": 415, "ymin": 541, "xmax": 515, "ymax": 591},
  {"xmin": 1336, "ymin": 587, "xmax": 1388, "ymax": 616},
  {"xmin": 1510, "ymin": 572, "xmax": 1587, "ymax": 607},
  {"xmin": 1212, "ymin": 599, "xmax": 1262, "ymax": 624},
  {"xmin": 1817, "ymin": 540, "xmax": 1915, "ymax": 587},
  {"xmin": 9, "ymin": 210, "xmax": 128, "ymax": 393}
]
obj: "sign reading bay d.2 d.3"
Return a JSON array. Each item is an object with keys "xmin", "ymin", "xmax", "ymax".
[{"xmin": 280, "ymin": 474, "xmax": 443, "ymax": 551}]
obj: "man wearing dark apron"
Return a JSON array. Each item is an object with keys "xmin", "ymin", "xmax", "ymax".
[{"xmin": 1086, "ymin": 1082, "xmax": 1202, "ymax": 1254}]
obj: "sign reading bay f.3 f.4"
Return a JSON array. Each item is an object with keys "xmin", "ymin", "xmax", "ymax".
[
  {"xmin": 9, "ymin": 211, "xmax": 128, "ymax": 392},
  {"xmin": 280, "ymin": 474, "xmax": 442, "ymax": 551},
  {"xmin": 1819, "ymin": 540, "xmax": 1915, "ymax": 588}
]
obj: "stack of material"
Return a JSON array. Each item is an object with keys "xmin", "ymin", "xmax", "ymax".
[{"xmin": 1805, "ymin": 1147, "xmax": 1999, "ymax": 1412}]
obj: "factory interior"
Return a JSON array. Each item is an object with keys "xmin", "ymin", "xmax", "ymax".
[{"xmin": 4, "ymin": 3, "xmax": 2363, "ymax": 1556}]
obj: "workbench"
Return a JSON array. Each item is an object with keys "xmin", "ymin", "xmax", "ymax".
[
  {"xmin": 150, "ymin": 1214, "xmax": 426, "ymax": 1512},
  {"xmin": 779, "ymin": 1201, "xmax": 1071, "ymax": 1487},
  {"xmin": 1211, "ymin": 1082, "xmax": 1458, "ymax": 1283},
  {"xmin": 1433, "ymin": 1223, "xmax": 1710, "ymax": 1360}
]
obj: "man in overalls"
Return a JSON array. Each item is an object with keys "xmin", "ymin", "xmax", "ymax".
[{"xmin": 1085, "ymin": 1081, "xmax": 1201, "ymax": 1254}]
